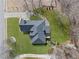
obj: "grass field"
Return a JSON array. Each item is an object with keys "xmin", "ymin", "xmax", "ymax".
[
  {"xmin": 33, "ymin": 8, "xmax": 70, "ymax": 44},
  {"xmin": 7, "ymin": 9, "xmax": 70, "ymax": 55},
  {"xmin": 30, "ymin": 15, "xmax": 41, "ymax": 20},
  {"xmin": 7, "ymin": 18, "xmax": 50, "ymax": 55}
]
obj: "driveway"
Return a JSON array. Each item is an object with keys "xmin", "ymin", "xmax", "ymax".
[{"xmin": 15, "ymin": 54, "xmax": 51, "ymax": 59}]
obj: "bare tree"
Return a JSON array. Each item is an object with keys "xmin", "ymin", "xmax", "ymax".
[
  {"xmin": 24, "ymin": 0, "xmax": 29, "ymax": 11},
  {"xmin": 59, "ymin": 0, "xmax": 79, "ymax": 48},
  {"xmin": 39, "ymin": 0, "xmax": 42, "ymax": 7},
  {"xmin": 31, "ymin": 0, "xmax": 35, "ymax": 10},
  {"xmin": 24, "ymin": 0, "xmax": 35, "ymax": 11}
]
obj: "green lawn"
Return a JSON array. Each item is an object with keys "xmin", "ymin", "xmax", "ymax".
[
  {"xmin": 46, "ymin": 11, "xmax": 70, "ymax": 44},
  {"xmin": 33, "ymin": 8, "xmax": 70, "ymax": 44},
  {"xmin": 7, "ymin": 9, "xmax": 70, "ymax": 55},
  {"xmin": 7, "ymin": 17, "xmax": 50, "ymax": 55},
  {"xmin": 30, "ymin": 15, "xmax": 41, "ymax": 20}
]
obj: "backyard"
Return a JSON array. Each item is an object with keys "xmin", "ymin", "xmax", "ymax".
[{"xmin": 33, "ymin": 8, "xmax": 70, "ymax": 43}]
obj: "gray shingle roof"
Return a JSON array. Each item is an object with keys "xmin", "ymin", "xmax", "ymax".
[{"xmin": 19, "ymin": 19, "xmax": 50, "ymax": 45}]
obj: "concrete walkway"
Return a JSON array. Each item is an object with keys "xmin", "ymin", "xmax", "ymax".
[{"xmin": 15, "ymin": 54, "xmax": 51, "ymax": 59}]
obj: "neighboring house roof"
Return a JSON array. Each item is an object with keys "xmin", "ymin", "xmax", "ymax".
[{"xmin": 19, "ymin": 19, "xmax": 50, "ymax": 45}]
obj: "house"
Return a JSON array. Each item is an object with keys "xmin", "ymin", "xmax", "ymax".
[{"xmin": 19, "ymin": 19, "xmax": 50, "ymax": 45}]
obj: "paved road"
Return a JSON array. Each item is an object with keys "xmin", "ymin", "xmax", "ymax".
[{"xmin": 0, "ymin": 0, "xmax": 9, "ymax": 59}]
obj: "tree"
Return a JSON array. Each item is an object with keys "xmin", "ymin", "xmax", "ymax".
[
  {"xmin": 59, "ymin": 0, "xmax": 79, "ymax": 48},
  {"xmin": 31, "ymin": 0, "xmax": 35, "ymax": 10},
  {"xmin": 39, "ymin": 0, "xmax": 42, "ymax": 7},
  {"xmin": 24, "ymin": 0, "xmax": 29, "ymax": 11}
]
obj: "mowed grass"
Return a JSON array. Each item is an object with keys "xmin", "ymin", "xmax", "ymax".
[
  {"xmin": 30, "ymin": 15, "xmax": 41, "ymax": 20},
  {"xmin": 7, "ymin": 17, "xmax": 50, "ymax": 55},
  {"xmin": 45, "ymin": 11, "xmax": 70, "ymax": 44},
  {"xmin": 7, "ymin": 9, "xmax": 70, "ymax": 55},
  {"xmin": 33, "ymin": 8, "xmax": 70, "ymax": 44}
]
